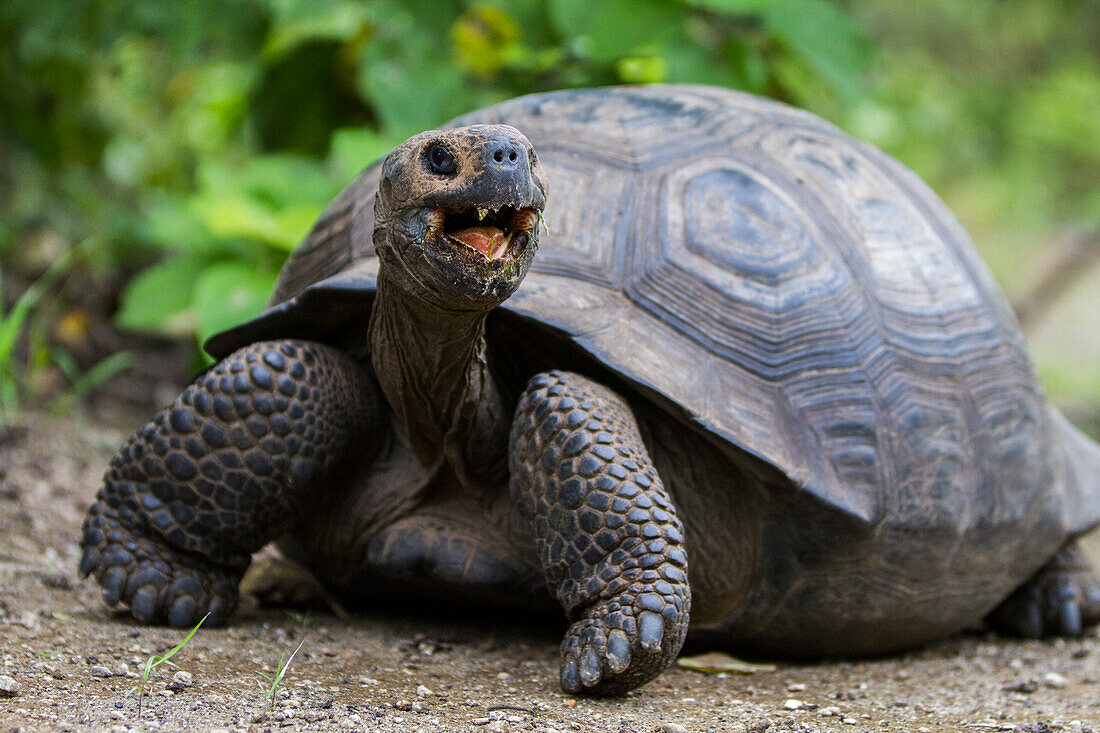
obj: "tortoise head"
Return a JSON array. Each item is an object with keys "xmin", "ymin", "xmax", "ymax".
[{"xmin": 373, "ymin": 124, "xmax": 548, "ymax": 309}]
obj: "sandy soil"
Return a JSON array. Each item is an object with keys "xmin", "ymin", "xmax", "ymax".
[{"xmin": 1, "ymin": 411, "xmax": 1098, "ymax": 733}]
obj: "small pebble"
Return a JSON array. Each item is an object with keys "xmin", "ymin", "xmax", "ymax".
[
  {"xmin": 819, "ymin": 706, "xmax": 841, "ymax": 717},
  {"xmin": 787, "ymin": 682, "xmax": 807, "ymax": 691},
  {"xmin": 168, "ymin": 670, "xmax": 193, "ymax": 690},
  {"xmin": 486, "ymin": 722, "xmax": 508, "ymax": 733},
  {"xmin": 89, "ymin": 665, "xmax": 112, "ymax": 678},
  {"xmin": 783, "ymin": 699, "xmax": 804, "ymax": 710},
  {"xmin": 1044, "ymin": 672, "xmax": 1069, "ymax": 689},
  {"xmin": 0, "ymin": 675, "xmax": 20, "ymax": 697},
  {"xmin": 662, "ymin": 724, "xmax": 689, "ymax": 733},
  {"xmin": 394, "ymin": 699, "xmax": 413, "ymax": 711},
  {"xmin": 113, "ymin": 663, "xmax": 129, "ymax": 677},
  {"xmin": 416, "ymin": 684, "xmax": 433, "ymax": 697},
  {"xmin": 472, "ymin": 718, "xmax": 491, "ymax": 726}
]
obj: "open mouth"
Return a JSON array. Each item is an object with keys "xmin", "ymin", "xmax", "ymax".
[{"xmin": 427, "ymin": 205, "xmax": 538, "ymax": 262}]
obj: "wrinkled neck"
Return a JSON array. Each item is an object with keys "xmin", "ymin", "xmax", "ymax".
[{"xmin": 367, "ymin": 271, "xmax": 509, "ymax": 472}]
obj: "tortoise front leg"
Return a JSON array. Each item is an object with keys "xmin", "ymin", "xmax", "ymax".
[
  {"xmin": 509, "ymin": 370, "xmax": 690, "ymax": 696},
  {"xmin": 79, "ymin": 340, "xmax": 381, "ymax": 627}
]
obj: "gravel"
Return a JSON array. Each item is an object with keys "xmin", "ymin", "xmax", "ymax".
[{"xmin": 1, "ymin": 412, "xmax": 1099, "ymax": 732}]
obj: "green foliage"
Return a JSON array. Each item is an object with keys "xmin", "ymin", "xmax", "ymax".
[
  {"xmin": 1, "ymin": 0, "xmax": 1097, "ymax": 415},
  {"xmin": 0, "ymin": 237, "xmax": 128, "ymax": 416},
  {"xmin": 1, "ymin": 0, "xmax": 873, "ymax": 362}
]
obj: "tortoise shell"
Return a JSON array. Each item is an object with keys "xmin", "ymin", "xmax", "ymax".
[{"xmin": 208, "ymin": 84, "xmax": 1100, "ymax": 550}]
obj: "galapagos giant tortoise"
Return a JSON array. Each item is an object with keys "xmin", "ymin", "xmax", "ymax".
[{"xmin": 80, "ymin": 85, "xmax": 1100, "ymax": 695}]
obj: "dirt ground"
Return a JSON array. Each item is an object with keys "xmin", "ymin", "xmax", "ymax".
[{"xmin": 1, "ymin": 411, "xmax": 1098, "ymax": 733}]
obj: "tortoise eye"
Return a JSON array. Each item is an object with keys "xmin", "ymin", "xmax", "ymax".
[{"xmin": 426, "ymin": 143, "xmax": 457, "ymax": 175}]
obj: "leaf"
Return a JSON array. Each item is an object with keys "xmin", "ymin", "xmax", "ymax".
[
  {"xmin": 329, "ymin": 127, "xmax": 402, "ymax": 181},
  {"xmin": 356, "ymin": 38, "xmax": 468, "ymax": 135},
  {"xmin": 676, "ymin": 651, "xmax": 776, "ymax": 675},
  {"xmin": 191, "ymin": 263, "xmax": 278, "ymax": 345},
  {"xmin": 263, "ymin": 1, "xmax": 373, "ymax": 61},
  {"xmin": 238, "ymin": 154, "xmax": 340, "ymax": 209},
  {"xmin": 762, "ymin": 0, "xmax": 869, "ymax": 101},
  {"xmin": 141, "ymin": 194, "xmax": 225, "ymax": 256},
  {"xmin": 615, "ymin": 56, "xmax": 668, "ymax": 84},
  {"xmin": 451, "ymin": 5, "xmax": 522, "ymax": 76},
  {"xmin": 115, "ymin": 256, "xmax": 205, "ymax": 336},
  {"xmin": 548, "ymin": 0, "xmax": 685, "ymax": 63}
]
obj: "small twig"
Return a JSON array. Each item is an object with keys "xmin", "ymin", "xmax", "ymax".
[
  {"xmin": 486, "ymin": 704, "xmax": 537, "ymax": 715},
  {"xmin": 1013, "ymin": 229, "xmax": 1100, "ymax": 328}
]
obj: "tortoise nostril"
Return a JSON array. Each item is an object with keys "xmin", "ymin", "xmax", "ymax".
[{"xmin": 489, "ymin": 142, "xmax": 524, "ymax": 168}]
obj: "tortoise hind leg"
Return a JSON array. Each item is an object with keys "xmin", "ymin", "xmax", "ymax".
[
  {"xmin": 509, "ymin": 370, "xmax": 691, "ymax": 696},
  {"xmin": 79, "ymin": 340, "xmax": 381, "ymax": 627},
  {"xmin": 986, "ymin": 541, "xmax": 1100, "ymax": 638}
]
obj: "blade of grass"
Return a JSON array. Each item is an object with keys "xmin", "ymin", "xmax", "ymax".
[
  {"xmin": 130, "ymin": 613, "xmax": 208, "ymax": 719},
  {"xmin": 49, "ymin": 349, "xmax": 133, "ymax": 415},
  {"xmin": 257, "ymin": 639, "xmax": 305, "ymax": 710}
]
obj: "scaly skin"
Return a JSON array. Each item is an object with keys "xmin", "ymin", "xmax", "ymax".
[
  {"xmin": 79, "ymin": 339, "xmax": 379, "ymax": 627},
  {"xmin": 987, "ymin": 542, "xmax": 1100, "ymax": 638},
  {"xmin": 509, "ymin": 370, "xmax": 691, "ymax": 695}
]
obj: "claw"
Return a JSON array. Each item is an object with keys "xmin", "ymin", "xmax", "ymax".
[
  {"xmin": 78, "ymin": 549, "xmax": 98, "ymax": 578},
  {"xmin": 561, "ymin": 657, "xmax": 580, "ymax": 694},
  {"xmin": 101, "ymin": 566, "xmax": 127, "ymax": 606},
  {"xmin": 131, "ymin": 585, "xmax": 158, "ymax": 622},
  {"xmin": 638, "ymin": 612, "xmax": 665, "ymax": 651},
  {"xmin": 579, "ymin": 647, "xmax": 602, "ymax": 687},
  {"xmin": 1014, "ymin": 601, "xmax": 1044, "ymax": 638},
  {"xmin": 168, "ymin": 595, "xmax": 197, "ymax": 628},
  {"xmin": 606, "ymin": 629, "xmax": 631, "ymax": 674},
  {"xmin": 1058, "ymin": 599, "xmax": 1083, "ymax": 637},
  {"xmin": 206, "ymin": 595, "xmax": 230, "ymax": 627}
]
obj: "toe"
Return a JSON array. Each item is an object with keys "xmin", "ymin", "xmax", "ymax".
[
  {"xmin": 1057, "ymin": 599, "xmax": 1083, "ymax": 637},
  {"xmin": 605, "ymin": 629, "xmax": 632, "ymax": 674},
  {"xmin": 579, "ymin": 647, "xmax": 602, "ymax": 687},
  {"xmin": 168, "ymin": 596, "xmax": 197, "ymax": 628},
  {"xmin": 100, "ymin": 566, "xmax": 127, "ymax": 607},
  {"xmin": 638, "ymin": 612, "xmax": 665, "ymax": 651},
  {"xmin": 561, "ymin": 656, "xmax": 581, "ymax": 694},
  {"xmin": 78, "ymin": 548, "xmax": 99, "ymax": 578},
  {"xmin": 130, "ymin": 585, "xmax": 159, "ymax": 623}
]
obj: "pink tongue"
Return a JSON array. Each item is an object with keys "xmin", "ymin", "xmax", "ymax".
[{"xmin": 453, "ymin": 226, "xmax": 505, "ymax": 257}]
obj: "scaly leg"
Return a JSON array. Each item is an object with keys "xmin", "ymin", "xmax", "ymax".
[
  {"xmin": 987, "ymin": 541, "xmax": 1100, "ymax": 638},
  {"xmin": 509, "ymin": 370, "xmax": 690, "ymax": 696},
  {"xmin": 79, "ymin": 340, "xmax": 381, "ymax": 627}
]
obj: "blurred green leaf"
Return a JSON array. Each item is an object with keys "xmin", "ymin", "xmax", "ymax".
[
  {"xmin": 451, "ymin": 5, "xmax": 522, "ymax": 76},
  {"xmin": 763, "ymin": 0, "xmax": 870, "ymax": 101},
  {"xmin": 549, "ymin": 0, "xmax": 685, "ymax": 63},
  {"xmin": 191, "ymin": 263, "xmax": 278, "ymax": 345},
  {"xmin": 263, "ymin": 1, "xmax": 372, "ymax": 61},
  {"xmin": 357, "ymin": 41, "xmax": 467, "ymax": 135},
  {"xmin": 329, "ymin": 127, "xmax": 402, "ymax": 181},
  {"xmin": 191, "ymin": 155, "xmax": 335, "ymax": 250},
  {"xmin": 616, "ymin": 56, "xmax": 669, "ymax": 84},
  {"xmin": 115, "ymin": 256, "xmax": 204, "ymax": 335}
]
